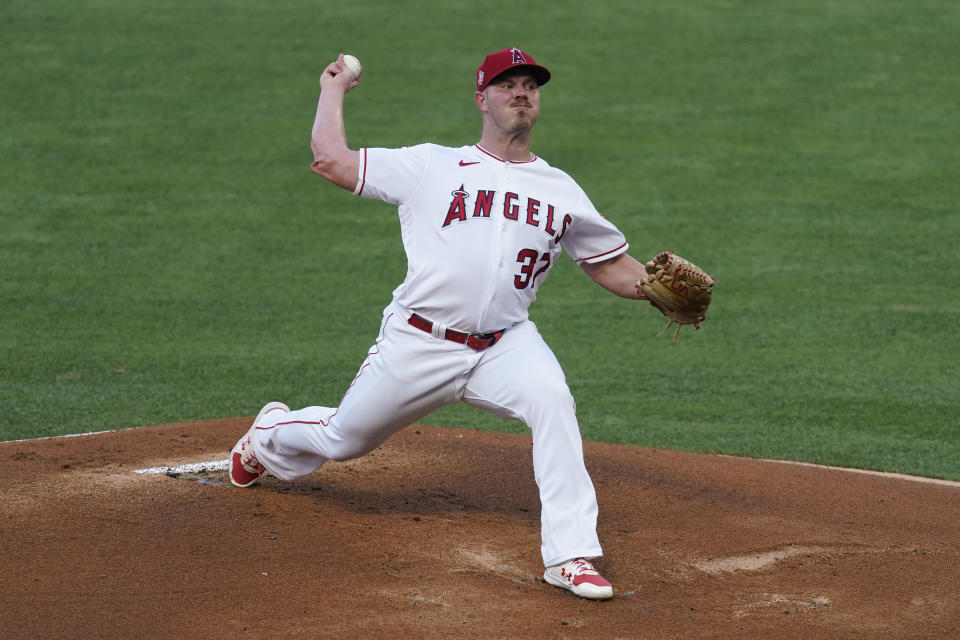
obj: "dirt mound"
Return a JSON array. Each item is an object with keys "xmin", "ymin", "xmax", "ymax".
[{"xmin": 2, "ymin": 419, "xmax": 958, "ymax": 639}]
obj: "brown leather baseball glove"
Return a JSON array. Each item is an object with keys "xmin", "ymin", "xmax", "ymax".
[{"xmin": 636, "ymin": 250, "xmax": 715, "ymax": 342}]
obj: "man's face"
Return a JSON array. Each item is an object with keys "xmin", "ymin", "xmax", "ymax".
[{"xmin": 478, "ymin": 71, "xmax": 541, "ymax": 133}]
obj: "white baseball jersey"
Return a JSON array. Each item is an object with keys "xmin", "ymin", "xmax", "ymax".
[{"xmin": 355, "ymin": 143, "xmax": 628, "ymax": 331}]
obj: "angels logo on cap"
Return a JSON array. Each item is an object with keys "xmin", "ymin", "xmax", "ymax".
[{"xmin": 476, "ymin": 47, "xmax": 551, "ymax": 92}]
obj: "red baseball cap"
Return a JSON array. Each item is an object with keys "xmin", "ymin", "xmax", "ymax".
[{"xmin": 476, "ymin": 47, "xmax": 551, "ymax": 92}]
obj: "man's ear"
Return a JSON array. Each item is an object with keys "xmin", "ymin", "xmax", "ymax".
[{"xmin": 474, "ymin": 90, "xmax": 487, "ymax": 113}]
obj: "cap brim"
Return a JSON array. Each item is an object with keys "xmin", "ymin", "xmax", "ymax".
[{"xmin": 486, "ymin": 64, "xmax": 551, "ymax": 90}]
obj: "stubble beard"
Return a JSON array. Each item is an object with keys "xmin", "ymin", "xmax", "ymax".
[{"xmin": 509, "ymin": 107, "xmax": 538, "ymax": 132}]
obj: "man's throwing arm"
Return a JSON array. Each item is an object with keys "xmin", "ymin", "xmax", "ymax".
[{"xmin": 310, "ymin": 54, "xmax": 361, "ymax": 191}]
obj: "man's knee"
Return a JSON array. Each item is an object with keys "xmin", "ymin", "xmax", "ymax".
[{"xmin": 324, "ymin": 439, "xmax": 379, "ymax": 462}]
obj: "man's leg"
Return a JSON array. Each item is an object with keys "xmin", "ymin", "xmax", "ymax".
[
  {"xmin": 250, "ymin": 310, "xmax": 468, "ymax": 480},
  {"xmin": 460, "ymin": 320, "xmax": 603, "ymax": 567}
]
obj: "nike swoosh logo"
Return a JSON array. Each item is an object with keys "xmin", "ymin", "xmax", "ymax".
[{"xmin": 459, "ymin": 160, "xmax": 480, "ymax": 166}]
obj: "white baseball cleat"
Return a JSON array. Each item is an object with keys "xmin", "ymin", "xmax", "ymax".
[
  {"xmin": 543, "ymin": 557, "xmax": 614, "ymax": 600},
  {"xmin": 229, "ymin": 402, "xmax": 289, "ymax": 488}
]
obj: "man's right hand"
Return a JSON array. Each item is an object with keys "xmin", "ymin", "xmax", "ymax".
[{"xmin": 320, "ymin": 53, "xmax": 362, "ymax": 93}]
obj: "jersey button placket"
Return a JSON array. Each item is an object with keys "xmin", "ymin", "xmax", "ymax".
[
  {"xmin": 499, "ymin": 165, "xmax": 510, "ymax": 265},
  {"xmin": 499, "ymin": 165, "xmax": 511, "ymax": 271},
  {"xmin": 501, "ymin": 165, "xmax": 510, "ymax": 231},
  {"xmin": 479, "ymin": 162, "xmax": 508, "ymax": 328}
]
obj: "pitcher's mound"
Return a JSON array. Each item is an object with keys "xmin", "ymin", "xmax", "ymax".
[{"xmin": 3, "ymin": 418, "xmax": 958, "ymax": 639}]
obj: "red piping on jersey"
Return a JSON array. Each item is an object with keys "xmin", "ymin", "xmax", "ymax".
[
  {"xmin": 582, "ymin": 241, "xmax": 628, "ymax": 262},
  {"xmin": 257, "ymin": 312, "xmax": 392, "ymax": 431},
  {"xmin": 357, "ymin": 147, "xmax": 368, "ymax": 196},
  {"xmin": 474, "ymin": 144, "xmax": 538, "ymax": 164}
]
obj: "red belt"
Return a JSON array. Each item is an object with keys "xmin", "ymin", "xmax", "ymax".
[{"xmin": 408, "ymin": 313, "xmax": 504, "ymax": 351}]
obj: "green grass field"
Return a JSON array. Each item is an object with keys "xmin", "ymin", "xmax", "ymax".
[{"xmin": 2, "ymin": 1, "xmax": 958, "ymax": 479}]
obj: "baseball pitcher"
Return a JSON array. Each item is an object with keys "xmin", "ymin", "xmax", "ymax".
[{"xmin": 229, "ymin": 47, "xmax": 713, "ymax": 601}]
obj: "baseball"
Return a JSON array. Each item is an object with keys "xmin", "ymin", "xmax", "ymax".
[{"xmin": 342, "ymin": 54, "xmax": 362, "ymax": 80}]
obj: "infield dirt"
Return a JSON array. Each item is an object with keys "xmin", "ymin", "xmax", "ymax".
[{"xmin": 3, "ymin": 418, "xmax": 958, "ymax": 639}]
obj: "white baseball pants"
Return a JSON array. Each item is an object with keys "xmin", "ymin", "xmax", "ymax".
[{"xmin": 252, "ymin": 302, "xmax": 602, "ymax": 567}]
